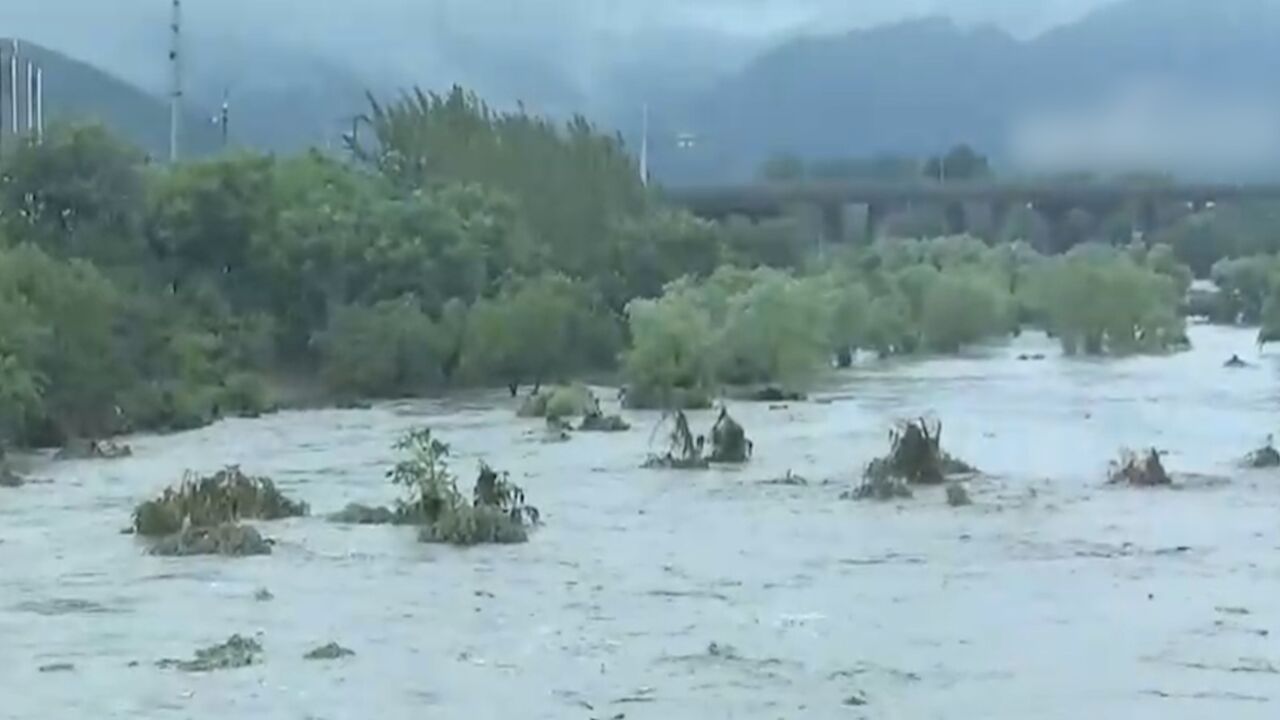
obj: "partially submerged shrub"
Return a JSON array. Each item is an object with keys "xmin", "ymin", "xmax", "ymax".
[
  {"xmin": 327, "ymin": 503, "xmax": 399, "ymax": 525},
  {"xmin": 864, "ymin": 419, "xmax": 973, "ymax": 487},
  {"xmin": 304, "ymin": 642, "xmax": 355, "ymax": 661},
  {"xmin": 579, "ymin": 410, "xmax": 630, "ymax": 432},
  {"xmin": 0, "ymin": 464, "xmax": 23, "ymax": 488},
  {"xmin": 55, "ymin": 438, "xmax": 132, "ymax": 461},
  {"xmin": 643, "ymin": 410, "xmax": 710, "ymax": 470},
  {"xmin": 132, "ymin": 466, "xmax": 308, "ymax": 537},
  {"xmin": 516, "ymin": 384, "xmax": 595, "ymax": 419},
  {"xmin": 708, "ymin": 408, "xmax": 752, "ymax": 463},
  {"xmin": 847, "ymin": 474, "xmax": 913, "ymax": 501},
  {"xmin": 1242, "ymin": 436, "xmax": 1280, "ymax": 469},
  {"xmin": 1108, "ymin": 449, "xmax": 1171, "ymax": 487},
  {"xmin": 946, "ymin": 481, "xmax": 973, "ymax": 507},
  {"xmin": 622, "ymin": 384, "xmax": 712, "ymax": 411},
  {"xmin": 388, "ymin": 429, "xmax": 539, "ymax": 545},
  {"xmin": 149, "ymin": 524, "xmax": 272, "ymax": 557},
  {"xmin": 158, "ymin": 635, "xmax": 262, "ymax": 672}
]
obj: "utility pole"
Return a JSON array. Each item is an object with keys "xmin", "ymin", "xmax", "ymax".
[
  {"xmin": 169, "ymin": 0, "xmax": 183, "ymax": 162},
  {"xmin": 25, "ymin": 61, "xmax": 34, "ymax": 134},
  {"xmin": 34, "ymin": 65, "xmax": 42, "ymax": 144},
  {"xmin": 219, "ymin": 88, "xmax": 230, "ymax": 149},
  {"xmin": 639, "ymin": 103, "xmax": 650, "ymax": 187},
  {"xmin": 9, "ymin": 40, "xmax": 17, "ymax": 139}
]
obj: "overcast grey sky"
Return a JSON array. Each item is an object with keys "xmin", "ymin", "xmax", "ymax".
[{"xmin": 2, "ymin": 0, "xmax": 1114, "ymax": 94}]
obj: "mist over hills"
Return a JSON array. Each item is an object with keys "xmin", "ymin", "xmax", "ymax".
[{"xmin": 7, "ymin": 0, "xmax": 1280, "ymax": 182}]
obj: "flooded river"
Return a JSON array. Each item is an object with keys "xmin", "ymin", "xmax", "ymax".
[{"xmin": 3, "ymin": 325, "xmax": 1279, "ymax": 719}]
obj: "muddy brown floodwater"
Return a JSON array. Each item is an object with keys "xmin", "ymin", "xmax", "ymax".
[{"xmin": 3, "ymin": 326, "xmax": 1280, "ymax": 720}]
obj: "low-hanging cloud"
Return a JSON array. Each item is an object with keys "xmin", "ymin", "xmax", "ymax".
[
  {"xmin": 1010, "ymin": 82, "xmax": 1280, "ymax": 178},
  {"xmin": 3, "ymin": 0, "xmax": 1112, "ymax": 96}
]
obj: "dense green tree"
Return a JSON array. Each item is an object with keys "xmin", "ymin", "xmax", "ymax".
[
  {"xmin": 924, "ymin": 144, "xmax": 990, "ymax": 182},
  {"xmin": 0, "ymin": 123, "xmax": 147, "ymax": 267},
  {"xmin": 459, "ymin": 273, "xmax": 618, "ymax": 391},
  {"xmin": 1028, "ymin": 247, "xmax": 1186, "ymax": 355},
  {"xmin": 314, "ymin": 297, "xmax": 446, "ymax": 398}
]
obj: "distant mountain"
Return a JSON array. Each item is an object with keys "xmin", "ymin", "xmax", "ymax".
[
  {"xmin": 661, "ymin": 0, "xmax": 1280, "ymax": 183},
  {"xmin": 1, "ymin": 39, "xmax": 220, "ymax": 157}
]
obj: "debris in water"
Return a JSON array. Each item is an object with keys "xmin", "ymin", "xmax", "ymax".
[
  {"xmin": 55, "ymin": 438, "xmax": 133, "ymax": 461},
  {"xmin": 132, "ymin": 466, "xmax": 308, "ymax": 537},
  {"xmin": 253, "ymin": 587, "xmax": 274, "ymax": 602},
  {"xmin": 1108, "ymin": 449, "xmax": 1172, "ymax": 487},
  {"xmin": 327, "ymin": 503, "xmax": 398, "ymax": 525},
  {"xmin": 1224, "ymin": 354, "xmax": 1249, "ymax": 368},
  {"xmin": 303, "ymin": 642, "xmax": 355, "ymax": 661},
  {"xmin": 708, "ymin": 407, "xmax": 752, "ymax": 464},
  {"xmin": 747, "ymin": 386, "xmax": 806, "ymax": 402},
  {"xmin": 544, "ymin": 416, "xmax": 573, "ymax": 442},
  {"xmin": 642, "ymin": 411, "xmax": 709, "ymax": 470},
  {"xmin": 149, "ymin": 524, "xmax": 272, "ymax": 557},
  {"xmin": 706, "ymin": 641, "xmax": 739, "ymax": 659},
  {"xmin": 842, "ymin": 692, "xmax": 869, "ymax": 706},
  {"xmin": 844, "ymin": 475, "xmax": 912, "ymax": 501},
  {"xmin": 1242, "ymin": 436, "xmax": 1280, "ymax": 468},
  {"xmin": 38, "ymin": 663, "xmax": 75, "ymax": 673},
  {"xmin": 157, "ymin": 634, "xmax": 262, "ymax": 672},
  {"xmin": 1216, "ymin": 606, "xmax": 1251, "ymax": 616},
  {"xmin": 762, "ymin": 470, "xmax": 808, "ymax": 486},
  {"xmin": 946, "ymin": 481, "xmax": 973, "ymax": 507}
]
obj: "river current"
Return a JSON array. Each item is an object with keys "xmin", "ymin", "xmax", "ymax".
[{"xmin": 2, "ymin": 325, "xmax": 1279, "ymax": 719}]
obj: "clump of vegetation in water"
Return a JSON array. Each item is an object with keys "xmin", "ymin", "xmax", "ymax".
[
  {"xmin": 864, "ymin": 419, "xmax": 973, "ymax": 487},
  {"xmin": 0, "ymin": 449, "xmax": 22, "ymax": 487},
  {"xmin": 1108, "ymin": 449, "xmax": 1172, "ymax": 487},
  {"xmin": 149, "ymin": 524, "xmax": 272, "ymax": 557},
  {"xmin": 304, "ymin": 642, "xmax": 355, "ymax": 661},
  {"xmin": 327, "ymin": 503, "xmax": 400, "ymax": 525},
  {"xmin": 1242, "ymin": 436, "xmax": 1280, "ymax": 469},
  {"xmin": 579, "ymin": 409, "xmax": 630, "ymax": 432},
  {"xmin": 516, "ymin": 384, "xmax": 596, "ymax": 420},
  {"xmin": 708, "ymin": 407, "xmax": 753, "ymax": 463},
  {"xmin": 946, "ymin": 481, "xmax": 973, "ymax": 507},
  {"xmin": 54, "ymin": 438, "xmax": 132, "ymax": 461},
  {"xmin": 643, "ymin": 410, "xmax": 710, "ymax": 470},
  {"xmin": 389, "ymin": 429, "xmax": 539, "ymax": 546},
  {"xmin": 0, "ymin": 465, "xmax": 23, "ymax": 488},
  {"xmin": 132, "ymin": 466, "xmax": 309, "ymax": 537},
  {"xmin": 158, "ymin": 635, "xmax": 262, "ymax": 672}
]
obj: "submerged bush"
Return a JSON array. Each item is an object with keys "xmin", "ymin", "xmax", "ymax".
[
  {"xmin": 1108, "ymin": 448, "xmax": 1171, "ymax": 487},
  {"xmin": 158, "ymin": 635, "xmax": 262, "ymax": 672},
  {"xmin": 708, "ymin": 408, "xmax": 752, "ymax": 463},
  {"xmin": 1242, "ymin": 436, "xmax": 1280, "ymax": 469},
  {"xmin": 516, "ymin": 384, "xmax": 596, "ymax": 420},
  {"xmin": 149, "ymin": 524, "xmax": 272, "ymax": 557},
  {"xmin": 132, "ymin": 466, "xmax": 308, "ymax": 537},
  {"xmin": 643, "ymin": 410, "xmax": 710, "ymax": 470},
  {"xmin": 862, "ymin": 419, "xmax": 974, "ymax": 489},
  {"xmin": 388, "ymin": 429, "xmax": 539, "ymax": 545}
]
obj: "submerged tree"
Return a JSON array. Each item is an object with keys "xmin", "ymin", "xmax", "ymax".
[{"xmin": 1028, "ymin": 246, "xmax": 1186, "ymax": 355}]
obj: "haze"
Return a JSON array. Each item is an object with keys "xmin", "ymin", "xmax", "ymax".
[{"xmin": 5, "ymin": 0, "xmax": 1111, "ymax": 99}]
